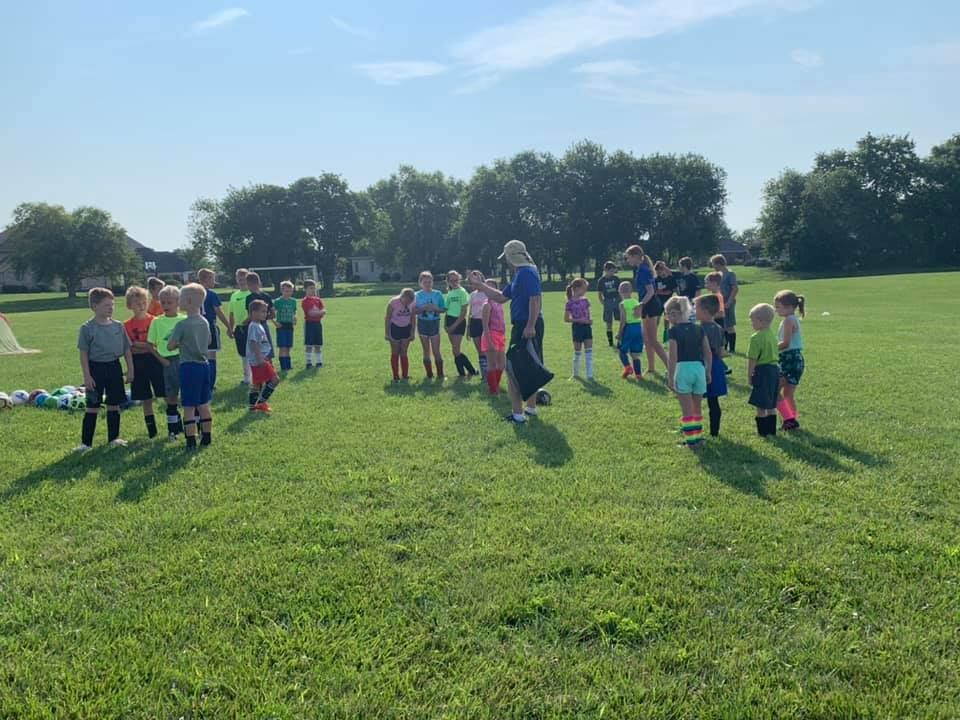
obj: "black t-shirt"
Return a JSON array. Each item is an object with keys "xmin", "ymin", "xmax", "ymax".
[
  {"xmin": 702, "ymin": 321, "xmax": 724, "ymax": 356},
  {"xmin": 668, "ymin": 322, "xmax": 705, "ymax": 363},
  {"xmin": 675, "ymin": 272, "xmax": 701, "ymax": 300},
  {"xmin": 245, "ymin": 291, "xmax": 275, "ymax": 320},
  {"xmin": 655, "ymin": 274, "xmax": 677, "ymax": 300},
  {"xmin": 598, "ymin": 275, "xmax": 620, "ymax": 302}
]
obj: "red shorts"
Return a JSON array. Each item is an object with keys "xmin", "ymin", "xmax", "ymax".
[
  {"xmin": 480, "ymin": 330, "xmax": 506, "ymax": 353},
  {"xmin": 251, "ymin": 360, "xmax": 278, "ymax": 385}
]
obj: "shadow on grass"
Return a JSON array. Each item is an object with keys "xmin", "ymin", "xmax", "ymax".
[
  {"xmin": 572, "ymin": 377, "xmax": 614, "ymax": 397},
  {"xmin": 510, "ymin": 418, "xmax": 574, "ymax": 468},
  {"xmin": 285, "ymin": 368, "xmax": 319, "ymax": 384},
  {"xmin": 633, "ymin": 376, "xmax": 671, "ymax": 396},
  {"xmin": 1, "ymin": 437, "xmax": 197, "ymax": 504},
  {"xmin": 773, "ymin": 430, "xmax": 888, "ymax": 473},
  {"xmin": 697, "ymin": 437, "xmax": 788, "ymax": 500},
  {"xmin": 211, "ymin": 385, "xmax": 250, "ymax": 410}
]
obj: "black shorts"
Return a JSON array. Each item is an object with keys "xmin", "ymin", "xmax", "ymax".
[
  {"xmin": 207, "ymin": 322, "xmax": 221, "ymax": 351},
  {"xmin": 641, "ymin": 297, "xmax": 664, "ymax": 318},
  {"xmin": 509, "ymin": 317, "xmax": 545, "ymax": 364},
  {"xmin": 749, "ymin": 364, "xmax": 780, "ymax": 410},
  {"xmin": 130, "ymin": 353, "xmax": 165, "ymax": 401},
  {"xmin": 304, "ymin": 322, "xmax": 323, "ymax": 346},
  {"xmin": 572, "ymin": 324, "xmax": 593, "ymax": 344},
  {"xmin": 233, "ymin": 324, "xmax": 247, "ymax": 358},
  {"xmin": 445, "ymin": 315, "xmax": 465, "ymax": 336},
  {"xmin": 86, "ymin": 360, "xmax": 126, "ymax": 408},
  {"xmin": 390, "ymin": 323, "xmax": 412, "ymax": 342},
  {"xmin": 468, "ymin": 318, "xmax": 484, "ymax": 339},
  {"xmin": 602, "ymin": 300, "xmax": 621, "ymax": 324}
]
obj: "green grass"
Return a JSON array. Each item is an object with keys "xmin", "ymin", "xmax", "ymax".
[{"xmin": 1, "ymin": 271, "xmax": 958, "ymax": 718}]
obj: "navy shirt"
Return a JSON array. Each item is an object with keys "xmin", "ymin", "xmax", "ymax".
[
  {"xmin": 502, "ymin": 265, "xmax": 542, "ymax": 325},
  {"xmin": 203, "ymin": 289, "xmax": 222, "ymax": 327},
  {"xmin": 633, "ymin": 264, "xmax": 655, "ymax": 304},
  {"xmin": 676, "ymin": 272, "xmax": 701, "ymax": 300}
]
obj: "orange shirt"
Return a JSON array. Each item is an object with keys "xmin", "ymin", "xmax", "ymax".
[
  {"xmin": 147, "ymin": 299, "xmax": 163, "ymax": 317},
  {"xmin": 124, "ymin": 315, "xmax": 153, "ymax": 352}
]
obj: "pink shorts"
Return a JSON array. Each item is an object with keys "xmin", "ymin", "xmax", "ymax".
[{"xmin": 481, "ymin": 331, "xmax": 506, "ymax": 353}]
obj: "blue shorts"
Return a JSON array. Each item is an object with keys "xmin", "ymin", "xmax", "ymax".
[
  {"xmin": 674, "ymin": 360, "xmax": 707, "ymax": 396},
  {"xmin": 276, "ymin": 324, "xmax": 294, "ymax": 349},
  {"xmin": 179, "ymin": 361, "xmax": 212, "ymax": 407},
  {"xmin": 304, "ymin": 322, "xmax": 323, "ymax": 346},
  {"xmin": 620, "ymin": 323, "xmax": 644, "ymax": 353},
  {"xmin": 706, "ymin": 355, "xmax": 728, "ymax": 398},
  {"xmin": 418, "ymin": 318, "xmax": 440, "ymax": 337}
]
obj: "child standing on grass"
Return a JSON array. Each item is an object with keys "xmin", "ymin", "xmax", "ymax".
[
  {"xmin": 385, "ymin": 288, "xmax": 416, "ymax": 382},
  {"xmin": 468, "ymin": 281, "xmax": 489, "ymax": 376},
  {"xmin": 747, "ymin": 303, "xmax": 780, "ymax": 437},
  {"xmin": 244, "ymin": 272, "xmax": 275, "ymax": 356},
  {"xmin": 197, "ymin": 268, "xmax": 228, "ymax": 391},
  {"xmin": 301, "ymin": 279, "xmax": 326, "ymax": 369},
  {"xmin": 274, "ymin": 280, "xmax": 297, "ymax": 372},
  {"xmin": 696, "ymin": 294, "xmax": 727, "ymax": 437},
  {"xmin": 147, "ymin": 285, "xmax": 185, "ymax": 440},
  {"xmin": 675, "ymin": 257, "xmax": 701, "ymax": 303},
  {"xmin": 775, "ymin": 290, "xmax": 806, "ymax": 431},
  {"xmin": 124, "ymin": 286, "xmax": 165, "ymax": 439},
  {"xmin": 227, "ymin": 268, "xmax": 252, "ymax": 385},
  {"xmin": 597, "ymin": 261, "xmax": 621, "ymax": 347},
  {"xmin": 146, "ymin": 276, "xmax": 165, "ymax": 317},
  {"xmin": 665, "ymin": 297, "xmax": 712, "ymax": 450},
  {"xmin": 247, "ymin": 299, "xmax": 281, "ymax": 412},
  {"xmin": 617, "ymin": 281, "xmax": 645, "ymax": 379},
  {"xmin": 481, "ymin": 279, "xmax": 506, "ymax": 395},
  {"xmin": 444, "ymin": 271, "xmax": 478, "ymax": 378},
  {"xmin": 564, "ymin": 278, "xmax": 593, "ymax": 380},
  {"xmin": 75, "ymin": 288, "xmax": 134, "ymax": 452},
  {"xmin": 711, "ymin": 254, "xmax": 739, "ymax": 353},
  {"xmin": 415, "ymin": 271, "xmax": 446, "ymax": 380},
  {"xmin": 167, "ymin": 284, "xmax": 213, "ymax": 449}
]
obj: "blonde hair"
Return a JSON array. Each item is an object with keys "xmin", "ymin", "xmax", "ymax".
[
  {"xmin": 419, "ymin": 271, "xmax": 433, "ymax": 282},
  {"xmin": 179, "ymin": 283, "xmax": 206, "ymax": 310},
  {"xmin": 664, "ymin": 296, "xmax": 691, "ymax": 319},
  {"xmin": 124, "ymin": 285, "xmax": 148, "ymax": 308},
  {"xmin": 679, "ymin": 257, "xmax": 693, "ymax": 271},
  {"xmin": 625, "ymin": 245, "xmax": 644, "ymax": 258},
  {"xmin": 88, "ymin": 287, "xmax": 114, "ymax": 308},
  {"xmin": 399, "ymin": 288, "xmax": 416, "ymax": 302},
  {"xmin": 710, "ymin": 254, "xmax": 728, "ymax": 268},
  {"xmin": 158, "ymin": 285, "xmax": 180, "ymax": 301},
  {"xmin": 197, "ymin": 268, "xmax": 215, "ymax": 282},
  {"xmin": 245, "ymin": 272, "xmax": 261, "ymax": 284},
  {"xmin": 146, "ymin": 276, "xmax": 164, "ymax": 292},
  {"xmin": 705, "ymin": 271, "xmax": 723, "ymax": 286},
  {"xmin": 235, "ymin": 267, "xmax": 249, "ymax": 280},
  {"xmin": 775, "ymin": 290, "xmax": 806, "ymax": 319},
  {"xmin": 565, "ymin": 277, "xmax": 588, "ymax": 299},
  {"xmin": 618, "ymin": 281, "xmax": 633, "ymax": 295},
  {"xmin": 280, "ymin": 280, "xmax": 294, "ymax": 291},
  {"xmin": 750, "ymin": 303, "xmax": 776, "ymax": 324},
  {"xmin": 446, "ymin": 270, "xmax": 461, "ymax": 281}
]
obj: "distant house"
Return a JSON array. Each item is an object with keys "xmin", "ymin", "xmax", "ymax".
[
  {"xmin": 717, "ymin": 236, "xmax": 752, "ymax": 264},
  {"xmin": 348, "ymin": 255, "xmax": 394, "ymax": 282},
  {"xmin": 0, "ymin": 230, "xmax": 190, "ymax": 290}
]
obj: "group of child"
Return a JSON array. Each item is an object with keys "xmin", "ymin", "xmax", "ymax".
[{"xmin": 74, "ymin": 267, "xmax": 328, "ymax": 452}]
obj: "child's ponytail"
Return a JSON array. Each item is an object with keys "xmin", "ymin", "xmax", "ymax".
[
  {"xmin": 566, "ymin": 282, "xmax": 575, "ymax": 300},
  {"xmin": 797, "ymin": 295, "xmax": 806, "ymax": 319}
]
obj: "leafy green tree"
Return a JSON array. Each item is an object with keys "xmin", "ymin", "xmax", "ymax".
[
  {"xmin": 7, "ymin": 202, "xmax": 138, "ymax": 297},
  {"xmin": 914, "ymin": 134, "xmax": 960, "ymax": 266},
  {"xmin": 456, "ymin": 161, "xmax": 522, "ymax": 275},
  {"xmin": 758, "ymin": 169, "xmax": 807, "ymax": 264}
]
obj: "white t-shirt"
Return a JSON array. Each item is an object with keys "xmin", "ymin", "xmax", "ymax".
[
  {"xmin": 469, "ymin": 290, "xmax": 488, "ymax": 320},
  {"xmin": 246, "ymin": 321, "xmax": 272, "ymax": 364}
]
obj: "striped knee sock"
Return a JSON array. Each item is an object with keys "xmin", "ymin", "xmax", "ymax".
[
  {"xmin": 478, "ymin": 353, "xmax": 488, "ymax": 375},
  {"xmin": 681, "ymin": 416, "xmax": 704, "ymax": 446}
]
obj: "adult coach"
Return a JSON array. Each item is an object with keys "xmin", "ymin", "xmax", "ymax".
[{"xmin": 469, "ymin": 240, "xmax": 544, "ymax": 425}]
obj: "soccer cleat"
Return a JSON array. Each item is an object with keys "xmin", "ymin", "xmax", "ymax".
[
  {"xmin": 167, "ymin": 433, "xmax": 179, "ymax": 441},
  {"xmin": 109, "ymin": 438, "xmax": 128, "ymax": 447},
  {"xmin": 621, "ymin": 366, "xmax": 634, "ymax": 379},
  {"xmin": 306, "ymin": 363, "xmax": 313, "ymax": 369},
  {"xmin": 73, "ymin": 444, "xmax": 92, "ymax": 454},
  {"xmin": 504, "ymin": 413, "xmax": 526, "ymax": 424},
  {"xmin": 254, "ymin": 402, "xmax": 272, "ymax": 413},
  {"xmin": 524, "ymin": 406, "xmax": 539, "ymax": 417}
]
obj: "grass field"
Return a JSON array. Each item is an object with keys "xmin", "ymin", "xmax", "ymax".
[{"xmin": 1, "ymin": 270, "xmax": 958, "ymax": 718}]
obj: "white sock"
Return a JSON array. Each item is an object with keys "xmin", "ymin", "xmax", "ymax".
[
  {"xmin": 585, "ymin": 348, "xmax": 593, "ymax": 378},
  {"xmin": 316, "ymin": 349, "xmax": 323, "ymax": 365},
  {"xmin": 525, "ymin": 406, "xmax": 538, "ymax": 416},
  {"xmin": 512, "ymin": 412, "xmax": 526, "ymax": 422},
  {"xmin": 242, "ymin": 358, "xmax": 252, "ymax": 383},
  {"xmin": 306, "ymin": 349, "xmax": 313, "ymax": 365},
  {"xmin": 573, "ymin": 351, "xmax": 582, "ymax": 377}
]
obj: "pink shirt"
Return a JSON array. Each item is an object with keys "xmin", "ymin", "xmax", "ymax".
[
  {"xmin": 565, "ymin": 297, "xmax": 591, "ymax": 322},
  {"xmin": 469, "ymin": 290, "xmax": 488, "ymax": 319},
  {"xmin": 485, "ymin": 301, "xmax": 505, "ymax": 333},
  {"xmin": 388, "ymin": 298, "xmax": 413, "ymax": 327}
]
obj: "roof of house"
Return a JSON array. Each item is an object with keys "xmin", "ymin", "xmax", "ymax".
[{"xmin": 718, "ymin": 236, "xmax": 750, "ymax": 254}]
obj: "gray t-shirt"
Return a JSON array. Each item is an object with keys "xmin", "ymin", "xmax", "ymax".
[
  {"xmin": 668, "ymin": 322, "xmax": 706, "ymax": 363},
  {"xmin": 720, "ymin": 271, "xmax": 738, "ymax": 305},
  {"xmin": 169, "ymin": 314, "xmax": 210, "ymax": 364},
  {"xmin": 702, "ymin": 321, "xmax": 724, "ymax": 357},
  {"xmin": 77, "ymin": 318, "xmax": 131, "ymax": 363},
  {"xmin": 246, "ymin": 321, "xmax": 271, "ymax": 365}
]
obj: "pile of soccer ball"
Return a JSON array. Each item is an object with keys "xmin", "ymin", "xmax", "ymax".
[{"xmin": 0, "ymin": 386, "xmax": 138, "ymax": 412}]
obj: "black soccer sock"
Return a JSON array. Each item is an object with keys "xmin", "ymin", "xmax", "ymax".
[
  {"xmin": 81, "ymin": 412, "xmax": 97, "ymax": 446},
  {"xmin": 249, "ymin": 388, "xmax": 260, "ymax": 408},
  {"xmin": 755, "ymin": 417, "xmax": 764, "ymax": 436},
  {"xmin": 107, "ymin": 410, "xmax": 120, "ymax": 442},
  {"xmin": 461, "ymin": 354, "xmax": 477, "ymax": 375},
  {"xmin": 707, "ymin": 397, "xmax": 722, "ymax": 437},
  {"xmin": 607, "ymin": 330, "xmax": 614, "ymax": 346},
  {"xmin": 166, "ymin": 404, "xmax": 180, "ymax": 435},
  {"xmin": 454, "ymin": 354, "xmax": 466, "ymax": 377},
  {"xmin": 765, "ymin": 415, "xmax": 778, "ymax": 436},
  {"xmin": 144, "ymin": 414, "xmax": 157, "ymax": 438},
  {"xmin": 728, "ymin": 333, "xmax": 737, "ymax": 354},
  {"xmin": 259, "ymin": 382, "xmax": 277, "ymax": 402},
  {"xmin": 200, "ymin": 419, "xmax": 212, "ymax": 446},
  {"xmin": 183, "ymin": 418, "xmax": 197, "ymax": 448}
]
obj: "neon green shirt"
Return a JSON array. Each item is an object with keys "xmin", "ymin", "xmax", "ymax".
[
  {"xmin": 274, "ymin": 297, "xmax": 297, "ymax": 325},
  {"xmin": 444, "ymin": 287, "xmax": 469, "ymax": 320},
  {"xmin": 228, "ymin": 290, "xmax": 251, "ymax": 325},
  {"xmin": 621, "ymin": 298, "xmax": 643, "ymax": 324},
  {"xmin": 147, "ymin": 314, "xmax": 186, "ymax": 358},
  {"xmin": 748, "ymin": 327, "xmax": 779, "ymax": 366}
]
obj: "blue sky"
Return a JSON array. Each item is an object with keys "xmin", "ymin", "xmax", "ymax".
[{"xmin": 1, "ymin": 1, "xmax": 958, "ymax": 251}]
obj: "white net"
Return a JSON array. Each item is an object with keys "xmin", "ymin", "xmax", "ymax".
[{"xmin": 0, "ymin": 316, "xmax": 39, "ymax": 355}]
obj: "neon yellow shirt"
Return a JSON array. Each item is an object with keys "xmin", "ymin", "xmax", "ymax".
[
  {"xmin": 444, "ymin": 287, "xmax": 469, "ymax": 319},
  {"xmin": 621, "ymin": 298, "xmax": 643, "ymax": 324},
  {"xmin": 147, "ymin": 314, "xmax": 186, "ymax": 357},
  {"xmin": 228, "ymin": 290, "xmax": 251, "ymax": 325}
]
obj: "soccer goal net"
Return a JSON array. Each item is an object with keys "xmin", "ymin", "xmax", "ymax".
[
  {"xmin": 0, "ymin": 314, "xmax": 39, "ymax": 355},
  {"xmin": 247, "ymin": 265, "xmax": 318, "ymax": 288}
]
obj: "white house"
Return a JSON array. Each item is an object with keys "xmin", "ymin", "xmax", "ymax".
[{"xmin": 348, "ymin": 255, "xmax": 391, "ymax": 282}]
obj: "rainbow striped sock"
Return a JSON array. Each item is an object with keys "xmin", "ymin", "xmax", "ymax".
[{"xmin": 681, "ymin": 416, "xmax": 704, "ymax": 446}]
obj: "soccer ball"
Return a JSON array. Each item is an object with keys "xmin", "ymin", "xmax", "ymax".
[
  {"xmin": 69, "ymin": 395, "xmax": 86, "ymax": 411},
  {"xmin": 57, "ymin": 395, "xmax": 71, "ymax": 410},
  {"xmin": 0, "ymin": 392, "xmax": 12, "ymax": 410},
  {"xmin": 11, "ymin": 390, "xmax": 30, "ymax": 405},
  {"xmin": 34, "ymin": 392, "xmax": 50, "ymax": 408},
  {"xmin": 28, "ymin": 389, "xmax": 48, "ymax": 403},
  {"xmin": 43, "ymin": 395, "xmax": 59, "ymax": 410},
  {"xmin": 535, "ymin": 388, "xmax": 552, "ymax": 406}
]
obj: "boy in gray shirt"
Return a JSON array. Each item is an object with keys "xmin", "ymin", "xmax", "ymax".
[
  {"xmin": 76, "ymin": 288, "xmax": 134, "ymax": 452},
  {"xmin": 168, "ymin": 283, "xmax": 212, "ymax": 449}
]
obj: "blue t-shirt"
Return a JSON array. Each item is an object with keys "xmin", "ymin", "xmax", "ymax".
[
  {"xmin": 633, "ymin": 265, "xmax": 655, "ymax": 303},
  {"xmin": 415, "ymin": 289, "xmax": 445, "ymax": 321},
  {"xmin": 203, "ymin": 289, "xmax": 222, "ymax": 326},
  {"xmin": 502, "ymin": 265, "xmax": 542, "ymax": 325}
]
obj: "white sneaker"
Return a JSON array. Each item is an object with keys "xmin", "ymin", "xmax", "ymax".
[
  {"xmin": 109, "ymin": 438, "xmax": 128, "ymax": 447},
  {"xmin": 524, "ymin": 407, "xmax": 539, "ymax": 417},
  {"xmin": 73, "ymin": 444, "xmax": 92, "ymax": 454}
]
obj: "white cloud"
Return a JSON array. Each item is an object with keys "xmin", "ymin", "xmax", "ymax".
[
  {"xmin": 331, "ymin": 16, "xmax": 374, "ymax": 40},
  {"xmin": 450, "ymin": 0, "xmax": 811, "ymax": 73},
  {"xmin": 573, "ymin": 60, "xmax": 651, "ymax": 76},
  {"xmin": 355, "ymin": 61, "xmax": 448, "ymax": 85},
  {"xmin": 187, "ymin": 8, "xmax": 249, "ymax": 37},
  {"xmin": 791, "ymin": 48, "xmax": 823, "ymax": 68},
  {"xmin": 910, "ymin": 41, "xmax": 960, "ymax": 66}
]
